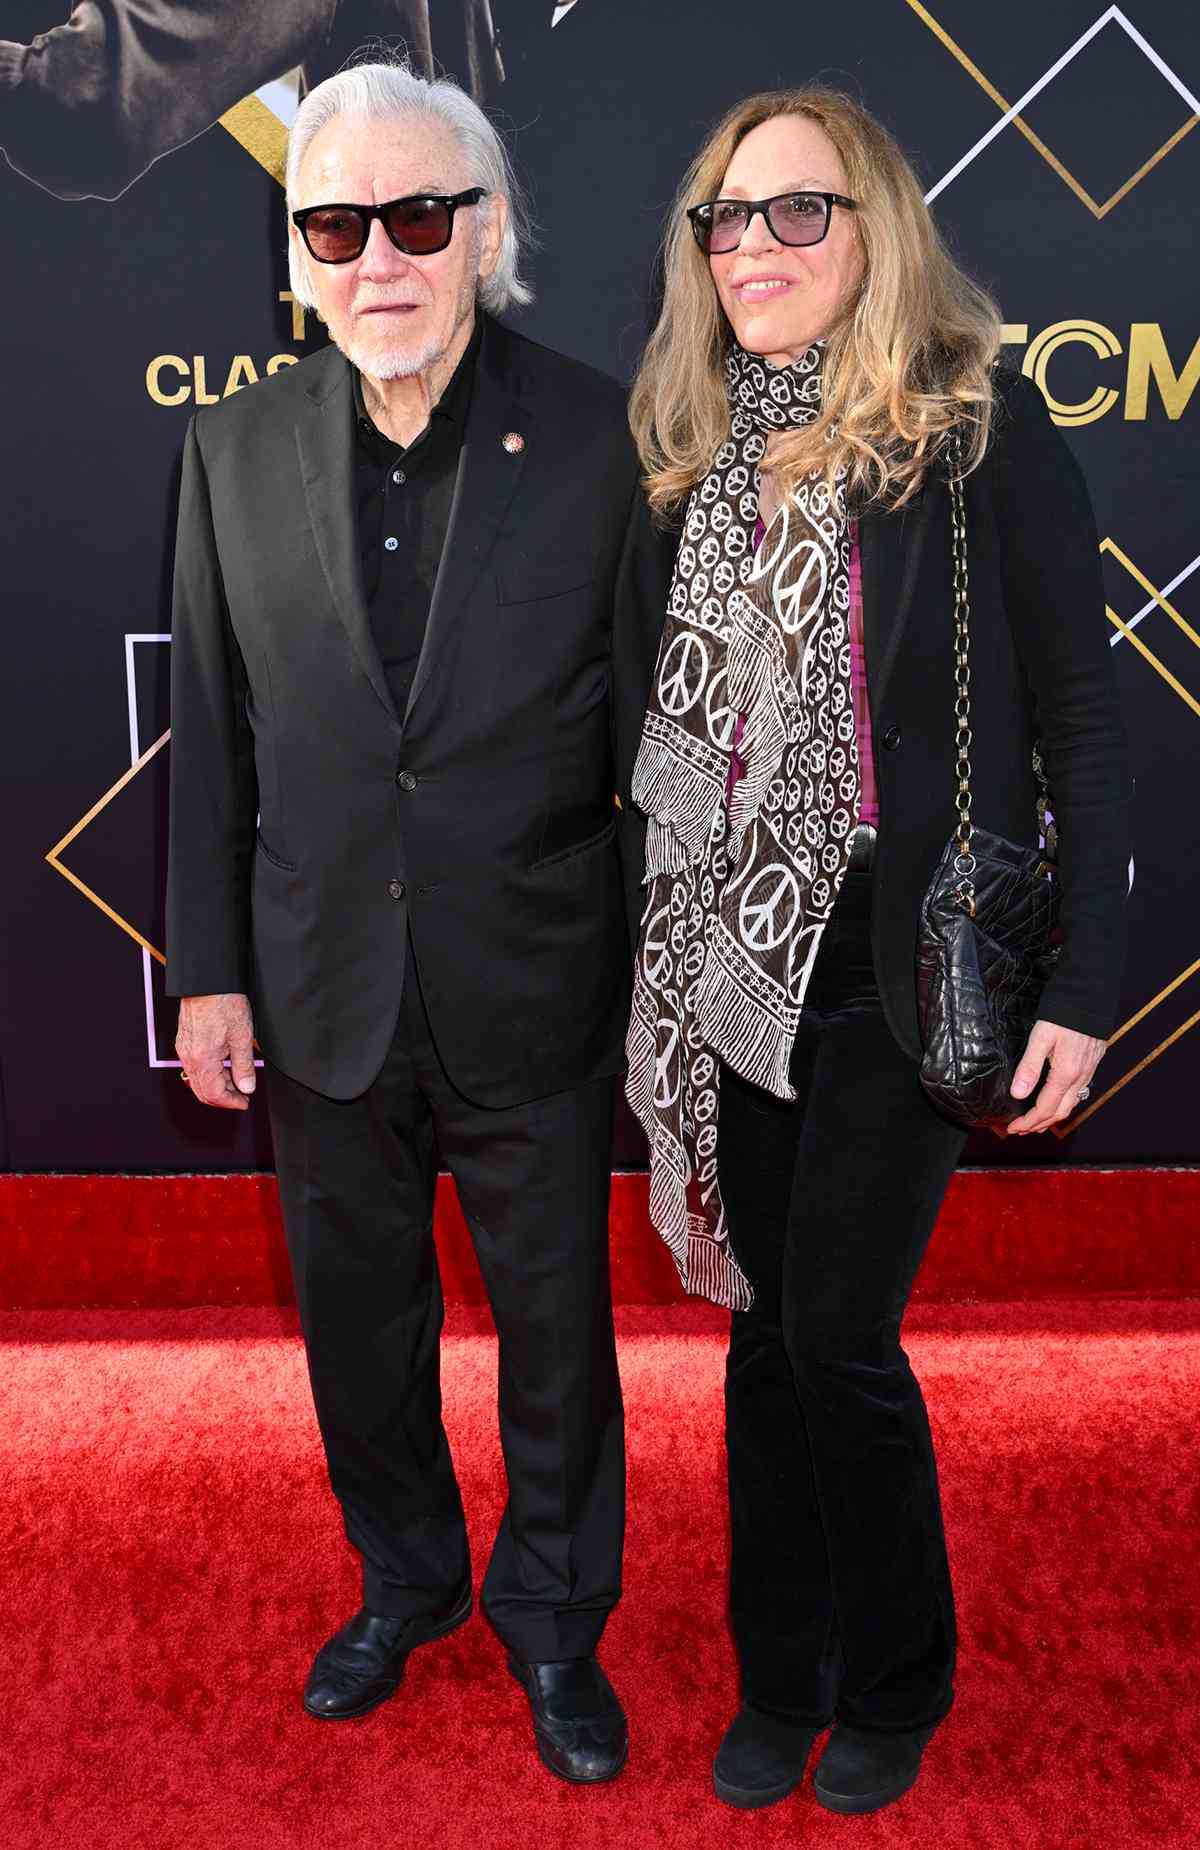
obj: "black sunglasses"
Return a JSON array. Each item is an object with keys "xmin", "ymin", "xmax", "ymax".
[
  {"xmin": 687, "ymin": 190, "xmax": 858, "ymax": 255},
  {"xmin": 291, "ymin": 187, "xmax": 488, "ymax": 263}
]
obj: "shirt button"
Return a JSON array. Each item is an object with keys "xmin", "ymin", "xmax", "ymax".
[
  {"xmin": 387, "ymin": 879, "xmax": 406, "ymax": 900},
  {"xmin": 384, "ymin": 536, "xmax": 399, "ymax": 552},
  {"xmin": 392, "ymin": 469, "xmax": 406, "ymax": 486},
  {"xmin": 883, "ymin": 725, "xmax": 902, "ymax": 750},
  {"xmin": 397, "ymin": 771, "xmax": 419, "ymax": 792}
]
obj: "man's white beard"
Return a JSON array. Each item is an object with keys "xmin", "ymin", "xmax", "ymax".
[{"xmin": 339, "ymin": 328, "xmax": 447, "ymax": 381}]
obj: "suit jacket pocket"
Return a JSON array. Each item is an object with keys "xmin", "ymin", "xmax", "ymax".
[
  {"xmin": 530, "ymin": 817, "xmax": 617, "ymax": 873},
  {"xmin": 255, "ymin": 829, "xmax": 297, "ymax": 873},
  {"xmin": 495, "ymin": 557, "xmax": 597, "ymax": 605}
]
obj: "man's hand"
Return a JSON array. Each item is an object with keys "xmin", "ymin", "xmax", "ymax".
[
  {"xmin": 176, "ymin": 993, "xmax": 257, "ymax": 1111},
  {"xmin": 1007, "ymin": 1018, "xmax": 1106, "ymax": 1135}
]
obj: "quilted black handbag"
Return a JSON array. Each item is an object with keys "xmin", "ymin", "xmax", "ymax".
[{"xmin": 916, "ymin": 439, "xmax": 1062, "ymax": 1131}]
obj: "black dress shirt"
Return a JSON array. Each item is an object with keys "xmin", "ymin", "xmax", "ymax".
[{"xmin": 352, "ymin": 320, "xmax": 481, "ymax": 719}]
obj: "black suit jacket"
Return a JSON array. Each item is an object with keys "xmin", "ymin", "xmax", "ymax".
[
  {"xmin": 857, "ymin": 369, "xmax": 1131, "ymax": 1058},
  {"xmin": 165, "ymin": 315, "xmax": 673, "ymax": 1104}
]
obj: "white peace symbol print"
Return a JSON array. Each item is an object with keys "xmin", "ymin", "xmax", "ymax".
[
  {"xmin": 738, "ymin": 863, "xmax": 802, "ymax": 951},
  {"xmin": 775, "ymin": 542, "xmax": 828, "ymax": 633},
  {"xmin": 642, "ymin": 904, "xmax": 672, "ymax": 986},
  {"xmin": 786, "ymin": 924, "xmax": 822, "ymax": 1002},
  {"xmin": 705, "ymin": 668, "xmax": 739, "ymax": 748},
  {"xmin": 654, "ymin": 1020, "xmax": 682, "ymax": 1108},
  {"xmin": 658, "ymin": 632, "xmax": 710, "ymax": 715}
]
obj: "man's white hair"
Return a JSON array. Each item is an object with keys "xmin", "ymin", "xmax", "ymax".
[{"xmin": 286, "ymin": 59, "xmax": 533, "ymax": 314}]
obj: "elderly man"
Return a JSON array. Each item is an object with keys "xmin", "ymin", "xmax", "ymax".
[{"xmin": 165, "ymin": 60, "xmax": 668, "ymax": 1783}]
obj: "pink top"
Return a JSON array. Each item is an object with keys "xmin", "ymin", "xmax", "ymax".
[
  {"xmin": 847, "ymin": 522, "xmax": 880, "ymax": 827},
  {"xmin": 734, "ymin": 518, "xmax": 879, "ymax": 826}
]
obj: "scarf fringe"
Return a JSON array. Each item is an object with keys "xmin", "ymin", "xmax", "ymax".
[
  {"xmin": 694, "ymin": 929, "xmax": 797, "ymax": 1101},
  {"xmin": 624, "ymin": 987, "xmax": 660, "ymax": 1139},
  {"xmin": 683, "ymin": 1213, "xmax": 754, "ymax": 1313},
  {"xmin": 632, "ymin": 735, "xmax": 724, "ymax": 870}
]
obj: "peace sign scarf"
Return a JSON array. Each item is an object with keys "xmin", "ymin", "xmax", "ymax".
[{"xmin": 625, "ymin": 341, "xmax": 860, "ymax": 1310}]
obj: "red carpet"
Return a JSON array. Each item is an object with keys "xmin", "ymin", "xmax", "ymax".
[
  {"xmin": 2, "ymin": 1301, "xmax": 1196, "ymax": 1849},
  {"xmin": 5, "ymin": 1168, "xmax": 1200, "ymax": 1306}
]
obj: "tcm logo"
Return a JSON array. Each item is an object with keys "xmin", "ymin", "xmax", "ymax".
[{"xmin": 1002, "ymin": 322, "xmax": 1198, "ymax": 426}]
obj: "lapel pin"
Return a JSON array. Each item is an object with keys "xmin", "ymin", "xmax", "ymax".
[{"xmin": 501, "ymin": 431, "xmax": 525, "ymax": 454}]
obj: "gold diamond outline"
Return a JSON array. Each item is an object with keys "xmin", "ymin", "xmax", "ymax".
[
  {"xmin": 907, "ymin": 1, "xmax": 1200, "ymax": 219},
  {"xmin": 1054, "ymin": 542, "xmax": 1200, "ymax": 1135},
  {"xmin": 44, "ymin": 730, "xmax": 170, "ymax": 968}
]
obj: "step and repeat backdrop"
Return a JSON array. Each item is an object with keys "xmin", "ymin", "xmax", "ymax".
[{"xmin": 2, "ymin": 1, "xmax": 1197, "ymax": 1172}]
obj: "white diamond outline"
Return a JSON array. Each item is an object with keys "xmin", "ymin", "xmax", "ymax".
[
  {"xmin": 919, "ymin": 9, "xmax": 1200, "ymax": 654},
  {"xmin": 924, "ymin": 6, "xmax": 1200, "ymax": 207}
]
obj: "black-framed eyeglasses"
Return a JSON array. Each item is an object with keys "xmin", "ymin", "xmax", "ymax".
[
  {"xmin": 291, "ymin": 188, "xmax": 488, "ymax": 263},
  {"xmin": 687, "ymin": 191, "xmax": 858, "ymax": 255}
]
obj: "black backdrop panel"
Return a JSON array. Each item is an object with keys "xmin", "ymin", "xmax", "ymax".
[{"xmin": 2, "ymin": 1, "xmax": 1197, "ymax": 1171}]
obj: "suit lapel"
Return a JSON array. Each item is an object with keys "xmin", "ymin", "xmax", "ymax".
[
  {"xmin": 295, "ymin": 351, "xmax": 399, "ymax": 727},
  {"xmin": 403, "ymin": 317, "xmax": 532, "ymax": 727},
  {"xmin": 857, "ymin": 478, "xmax": 936, "ymax": 724}
]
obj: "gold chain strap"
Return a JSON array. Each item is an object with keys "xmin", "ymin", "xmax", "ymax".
[{"xmin": 947, "ymin": 435, "xmax": 977, "ymax": 914}]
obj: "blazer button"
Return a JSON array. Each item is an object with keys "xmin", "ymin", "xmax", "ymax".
[
  {"xmin": 388, "ymin": 879, "xmax": 406, "ymax": 900},
  {"xmin": 883, "ymin": 725, "xmax": 902, "ymax": 751},
  {"xmin": 397, "ymin": 770, "xmax": 419, "ymax": 791}
]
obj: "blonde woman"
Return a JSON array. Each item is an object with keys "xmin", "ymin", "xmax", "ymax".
[{"xmin": 625, "ymin": 90, "xmax": 1129, "ymax": 1816}]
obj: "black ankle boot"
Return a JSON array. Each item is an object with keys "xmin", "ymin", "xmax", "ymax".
[
  {"xmin": 812, "ymin": 1720, "xmax": 939, "ymax": 1814},
  {"xmin": 713, "ymin": 1706, "xmax": 825, "ymax": 1809}
]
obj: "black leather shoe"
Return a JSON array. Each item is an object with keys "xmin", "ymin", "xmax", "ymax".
[
  {"xmin": 712, "ymin": 1706, "xmax": 825, "ymax": 1810},
  {"xmin": 812, "ymin": 1721, "xmax": 939, "ymax": 1814},
  {"xmin": 303, "ymin": 1584, "xmax": 472, "ymax": 1719},
  {"xmin": 507, "ymin": 1655, "xmax": 628, "ymax": 1783}
]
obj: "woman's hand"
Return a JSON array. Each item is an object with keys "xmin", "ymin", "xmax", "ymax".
[{"xmin": 1007, "ymin": 1019, "xmax": 1106, "ymax": 1134}]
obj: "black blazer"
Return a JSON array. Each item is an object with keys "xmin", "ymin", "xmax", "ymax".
[
  {"xmin": 857, "ymin": 369, "xmax": 1131, "ymax": 1058},
  {"xmin": 165, "ymin": 315, "xmax": 673, "ymax": 1104}
]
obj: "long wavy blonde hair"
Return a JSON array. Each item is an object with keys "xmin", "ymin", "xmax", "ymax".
[{"xmin": 631, "ymin": 88, "xmax": 1003, "ymax": 513}]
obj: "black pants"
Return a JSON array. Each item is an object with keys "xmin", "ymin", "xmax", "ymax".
[
  {"xmin": 718, "ymin": 868, "xmax": 966, "ymax": 1734},
  {"xmin": 265, "ymin": 945, "xmax": 624, "ymax": 1662}
]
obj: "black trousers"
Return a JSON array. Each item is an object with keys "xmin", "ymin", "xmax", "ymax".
[
  {"xmin": 717, "ymin": 867, "xmax": 967, "ymax": 1734},
  {"xmin": 265, "ymin": 944, "xmax": 625, "ymax": 1662}
]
